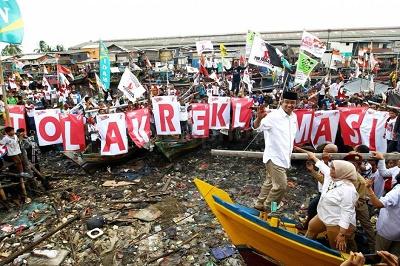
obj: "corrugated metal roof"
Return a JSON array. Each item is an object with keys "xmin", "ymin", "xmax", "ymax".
[
  {"xmin": 69, "ymin": 27, "xmax": 400, "ymax": 51},
  {"xmin": 19, "ymin": 54, "xmax": 47, "ymax": 60}
]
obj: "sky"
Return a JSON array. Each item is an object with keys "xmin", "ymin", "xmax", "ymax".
[{"xmin": 11, "ymin": 0, "xmax": 400, "ymax": 53}]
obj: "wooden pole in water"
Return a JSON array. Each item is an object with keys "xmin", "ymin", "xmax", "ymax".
[{"xmin": 211, "ymin": 149, "xmax": 400, "ymax": 160}]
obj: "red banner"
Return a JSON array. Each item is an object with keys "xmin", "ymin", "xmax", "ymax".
[
  {"xmin": 339, "ymin": 107, "xmax": 367, "ymax": 147},
  {"xmin": 7, "ymin": 105, "xmax": 26, "ymax": 131},
  {"xmin": 294, "ymin": 109, "xmax": 314, "ymax": 146},
  {"xmin": 231, "ymin": 98, "xmax": 253, "ymax": 129},
  {"xmin": 59, "ymin": 114, "xmax": 86, "ymax": 151},
  {"xmin": 191, "ymin": 103, "xmax": 210, "ymax": 138},
  {"xmin": 125, "ymin": 108, "xmax": 151, "ymax": 148}
]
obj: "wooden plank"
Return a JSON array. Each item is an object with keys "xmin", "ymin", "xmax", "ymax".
[{"xmin": 211, "ymin": 149, "xmax": 400, "ymax": 160}]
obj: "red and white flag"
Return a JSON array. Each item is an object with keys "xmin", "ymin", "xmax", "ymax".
[
  {"xmin": 294, "ymin": 109, "xmax": 314, "ymax": 146},
  {"xmin": 191, "ymin": 103, "xmax": 210, "ymax": 138},
  {"xmin": 97, "ymin": 113, "xmax": 128, "ymax": 155},
  {"xmin": 360, "ymin": 109, "xmax": 389, "ymax": 152},
  {"xmin": 59, "ymin": 114, "xmax": 86, "ymax": 151},
  {"xmin": 231, "ymin": 97, "xmax": 253, "ymax": 129},
  {"xmin": 311, "ymin": 110, "xmax": 340, "ymax": 147},
  {"xmin": 7, "ymin": 105, "xmax": 26, "ymax": 131},
  {"xmin": 152, "ymin": 96, "xmax": 181, "ymax": 135},
  {"xmin": 34, "ymin": 109, "xmax": 63, "ymax": 146},
  {"xmin": 125, "ymin": 108, "xmax": 151, "ymax": 148},
  {"xmin": 339, "ymin": 107, "xmax": 367, "ymax": 147},
  {"xmin": 208, "ymin": 97, "xmax": 231, "ymax": 130},
  {"xmin": 57, "ymin": 65, "xmax": 74, "ymax": 79}
]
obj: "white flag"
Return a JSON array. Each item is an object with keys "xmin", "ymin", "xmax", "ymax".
[
  {"xmin": 117, "ymin": 68, "xmax": 146, "ymax": 102},
  {"xmin": 196, "ymin": 40, "xmax": 214, "ymax": 55},
  {"xmin": 300, "ymin": 31, "xmax": 326, "ymax": 58}
]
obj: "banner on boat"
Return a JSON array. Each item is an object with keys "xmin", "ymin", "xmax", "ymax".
[
  {"xmin": 20, "ymin": 98, "xmax": 391, "ymax": 153},
  {"xmin": 59, "ymin": 114, "xmax": 86, "ymax": 151},
  {"xmin": 97, "ymin": 113, "xmax": 128, "ymax": 156},
  {"xmin": 7, "ymin": 105, "xmax": 26, "ymax": 131},
  {"xmin": 34, "ymin": 109, "xmax": 63, "ymax": 146},
  {"xmin": 191, "ymin": 103, "xmax": 210, "ymax": 138},
  {"xmin": 125, "ymin": 109, "xmax": 151, "ymax": 148},
  {"xmin": 152, "ymin": 96, "xmax": 181, "ymax": 135}
]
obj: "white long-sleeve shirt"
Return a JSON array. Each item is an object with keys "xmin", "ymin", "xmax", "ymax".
[
  {"xmin": 376, "ymin": 184, "xmax": 400, "ymax": 241},
  {"xmin": 315, "ymin": 160, "xmax": 358, "ymax": 229},
  {"xmin": 0, "ymin": 135, "xmax": 21, "ymax": 156},
  {"xmin": 377, "ymin": 160, "xmax": 400, "ymax": 188},
  {"xmin": 371, "ymin": 170, "xmax": 385, "ymax": 199},
  {"xmin": 257, "ymin": 107, "xmax": 297, "ymax": 168}
]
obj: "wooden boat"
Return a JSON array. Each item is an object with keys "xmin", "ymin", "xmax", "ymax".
[
  {"xmin": 155, "ymin": 138, "xmax": 202, "ymax": 161},
  {"xmin": 194, "ymin": 178, "xmax": 348, "ymax": 266},
  {"xmin": 62, "ymin": 148, "xmax": 136, "ymax": 171}
]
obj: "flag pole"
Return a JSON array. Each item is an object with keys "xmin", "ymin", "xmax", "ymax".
[
  {"xmin": 0, "ymin": 55, "xmax": 10, "ymax": 126},
  {"xmin": 325, "ymin": 29, "xmax": 332, "ymax": 77}
]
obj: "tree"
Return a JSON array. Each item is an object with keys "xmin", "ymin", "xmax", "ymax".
[
  {"xmin": 34, "ymin": 40, "xmax": 51, "ymax": 53},
  {"xmin": 1, "ymin": 44, "xmax": 22, "ymax": 56},
  {"xmin": 54, "ymin": 44, "xmax": 64, "ymax": 52}
]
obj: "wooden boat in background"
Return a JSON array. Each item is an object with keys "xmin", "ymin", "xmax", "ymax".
[
  {"xmin": 63, "ymin": 148, "xmax": 136, "ymax": 171},
  {"xmin": 194, "ymin": 178, "xmax": 348, "ymax": 266},
  {"xmin": 155, "ymin": 138, "xmax": 202, "ymax": 161}
]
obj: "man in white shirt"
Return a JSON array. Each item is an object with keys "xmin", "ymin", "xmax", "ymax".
[
  {"xmin": 372, "ymin": 152, "xmax": 400, "ymax": 190},
  {"xmin": 253, "ymin": 91, "xmax": 298, "ymax": 212},
  {"xmin": 367, "ymin": 172, "xmax": 400, "ymax": 257},
  {"xmin": 179, "ymin": 99, "xmax": 189, "ymax": 139}
]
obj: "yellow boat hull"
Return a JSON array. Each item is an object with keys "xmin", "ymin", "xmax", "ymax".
[{"xmin": 194, "ymin": 178, "xmax": 346, "ymax": 266}]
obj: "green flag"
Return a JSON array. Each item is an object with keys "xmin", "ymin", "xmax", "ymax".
[
  {"xmin": 297, "ymin": 52, "xmax": 318, "ymax": 75},
  {"xmin": 0, "ymin": 0, "xmax": 23, "ymax": 44},
  {"xmin": 295, "ymin": 52, "xmax": 318, "ymax": 85}
]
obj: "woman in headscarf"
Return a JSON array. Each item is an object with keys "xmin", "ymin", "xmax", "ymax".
[{"xmin": 304, "ymin": 151, "xmax": 359, "ymax": 252}]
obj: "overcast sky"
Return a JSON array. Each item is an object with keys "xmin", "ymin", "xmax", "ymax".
[{"xmin": 12, "ymin": 0, "xmax": 400, "ymax": 53}]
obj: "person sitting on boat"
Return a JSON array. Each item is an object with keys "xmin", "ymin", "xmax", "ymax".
[
  {"xmin": 304, "ymin": 151, "xmax": 358, "ymax": 252},
  {"xmin": 253, "ymin": 90, "xmax": 298, "ymax": 213}
]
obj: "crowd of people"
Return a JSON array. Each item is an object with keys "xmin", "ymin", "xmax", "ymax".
[
  {"xmin": 0, "ymin": 57, "xmax": 400, "ymax": 265},
  {"xmin": 254, "ymin": 89, "xmax": 400, "ymax": 266}
]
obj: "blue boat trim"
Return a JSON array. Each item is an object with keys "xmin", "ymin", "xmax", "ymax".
[{"xmin": 213, "ymin": 195, "xmax": 341, "ymax": 257}]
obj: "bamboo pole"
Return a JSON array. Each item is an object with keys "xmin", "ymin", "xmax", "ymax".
[
  {"xmin": 211, "ymin": 149, "xmax": 400, "ymax": 160},
  {"xmin": 0, "ymin": 214, "xmax": 80, "ymax": 266}
]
